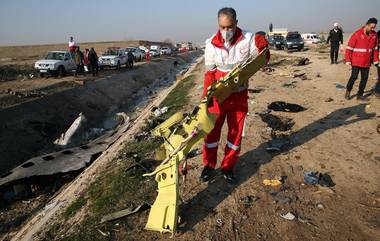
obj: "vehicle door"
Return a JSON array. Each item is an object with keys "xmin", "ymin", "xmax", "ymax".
[
  {"xmin": 65, "ymin": 52, "xmax": 76, "ymax": 71},
  {"xmin": 120, "ymin": 49, "xmax": 127, "ymax": 64}
]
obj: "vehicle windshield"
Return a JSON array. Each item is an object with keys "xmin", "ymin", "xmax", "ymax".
[
  {"xmin": 104, "ymin": 49, "xmax": 120, "ymax": 56},
  {"xmin": 274, "ymin": 35, "xmax": 284, "ymax": 40},
  {"xmin": 45, "ymin": 52, "xmax": 65, "ymax": 60},
  {"xmin": 287, "ymin": 34, "xmax": 301, "ymax": 40},
  {"xmin": 126, "ymin": 48, "xmax": 136, "ymax": 52}
]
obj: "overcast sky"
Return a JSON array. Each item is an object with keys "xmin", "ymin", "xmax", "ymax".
[{"xmin": 0, "ymin": 0, "xmax": 379, "ymax": 46}]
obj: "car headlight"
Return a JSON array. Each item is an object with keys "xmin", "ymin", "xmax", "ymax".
[{"xmin": 110, "ymin": 59, "xmax": 115, "ymax": 64}]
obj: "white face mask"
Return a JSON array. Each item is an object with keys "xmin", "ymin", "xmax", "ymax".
[{"xmin": 221, "ymin": 30, "xmax": 234, "ymax": 42}]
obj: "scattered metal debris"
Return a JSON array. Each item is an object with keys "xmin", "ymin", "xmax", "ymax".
[
  {"xmin": 304, "ymin": 171, "xmax": 319, "ymax": 185},
  {"xmin": 268, "ymin": 101, "xmax": 306, "ymax": 112},
  {"xmin": 304, "ymin": 171, "xmax": 335, "ymax": 187},
  {"xmin": 240, "ymin": 195, "xmax": 258, "ymax": 207},
  {"xmin": 263, "ymin": 66, "xmax": 275, "ymax": 73},
  {"xmin": 272, "ymin": 194, "xmax": 291, "ymax": 204},
  {"xmin": 317, "ymin": 203, "xmax": 325, "ymax": 209},
  {"xmin": 335, "ymin": 83, "xmax": 345, "ymax": 89},
  {"xmin": 248, "ymin": 87, "xmax": 265, "ymax": 94},
  {"xmin": 152, "ymin": 106, "xmax": 168, "ymax": 117},
  {"xmin": 282, "ymin": 81, "xmax": 298, "ymax": 88},
  {"xmin": 280, "ymin": 212, "xmax": 296, "ymax": 221},
  {"xmin": 216, "ymin": 218, "xmax": 224, "ymax": 227},
  {"xmin": 100, "ymin": 203, "xmax": 150, "ymax": 224},
  {"xmin": 259, "ymin": 113, "xmax": 294, "ymax": 131},
  {"xmin": 4, "ymin": 88, "xmax": 47, "ymax": 98},
  {"xmin": 54, "ymin": 113, "xmax": 87, "ymax": 146},
  {"xmin": 0, "ymin": 113, "xmax": 130, "ymax": 189},
  {"xmin": 263, "ymin": 179, "xmax": 282, "ymax": 186},
  {"xmin": 186, "ymin": 148, "xmax": 202, "ymax": 158},
  {"xmin": 325, "ymin": 97, "xmax": 334, "ymax": 102},
  {"xmin": 293, "ymin": 72, "xmax": 306, "ymax": 78},
  {"xmin": 297, "ymin": 216, "xmax": 312, "ymax": 224},
  {"xmin": 295, "ymin": 58, "xmax": 310, "ymax": 66}
]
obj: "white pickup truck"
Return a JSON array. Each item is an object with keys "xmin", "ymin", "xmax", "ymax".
[
  {"xmin": 98, "ymin": 48, "xmax": 128, "ymax": 69},
  {"xmin": 34, "ymin": 51, "xmax": 76, "ymax": 77}
]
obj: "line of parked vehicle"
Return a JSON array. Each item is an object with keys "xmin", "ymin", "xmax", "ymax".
[
  {"xmin": 34, "ymin": 45, "xmax": 179, "ymax": 78},
  {"xmin": 268, "ymin": 32, "xmax": 322, "ymax": 52}
]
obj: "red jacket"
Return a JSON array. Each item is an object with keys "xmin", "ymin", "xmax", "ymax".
[
  {"xmin": 255, "ymin": 32, "xmax": 271, "ymax": 62},
  {"xmin": 203, "ymin": 28, "xmax": 270, "ymax": 96},
  {"xmin": 345, "ymin": 27, "xmax": 379, "ymax": 68}
]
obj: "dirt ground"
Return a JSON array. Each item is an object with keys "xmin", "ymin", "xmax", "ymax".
[
  {"xmin": 170, "ymin": 47, "xmax": 380, "ymax": 241},
  {"xmin": 129, "ymin": 45, "xmax": 380, "ymax": 241},
  {"xmin": 3, "ymin": 44, "xmax": 380, "ymax": 241}
]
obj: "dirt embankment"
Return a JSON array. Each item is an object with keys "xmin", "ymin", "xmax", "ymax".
[{"xmin": 0, "ymin": 51, "xmax": 201, "ymax": 176}]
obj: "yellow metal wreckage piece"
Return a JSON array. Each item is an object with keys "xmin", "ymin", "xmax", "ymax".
[{"xmin": 143, "ymin": 49, "xmax": 268, "ymax": 234}]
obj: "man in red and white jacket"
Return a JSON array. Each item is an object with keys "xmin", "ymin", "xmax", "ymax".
[
  {"xmin": 200, "ymin": 7, "xmax": 269, "ymax": 184},
  {"xmin": 345, "ymin": 18, "xmax": 378, "ymax": 100}
]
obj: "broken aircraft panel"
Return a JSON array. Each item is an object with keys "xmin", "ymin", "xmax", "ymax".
[{"xmin": 0, "ymin": 114, "xmax": 130, "ymax": 187}]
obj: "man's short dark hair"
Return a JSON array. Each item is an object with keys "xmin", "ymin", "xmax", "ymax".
[
  {"xmin": 366, "ymin": 17, "xmax": 378, "ymax": 25},
  {"xmin": 218, "ymin": 7, "xmax": 237, "ymax": 20}
]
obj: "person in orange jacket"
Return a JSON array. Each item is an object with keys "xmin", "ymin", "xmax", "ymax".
[
  {"xmin": 200, "ymin": 7, "xmax": 269, "ymax": 184},
  {"xmin": 345, "ymin": 18, "xmax": 378, "ymax": 100}
]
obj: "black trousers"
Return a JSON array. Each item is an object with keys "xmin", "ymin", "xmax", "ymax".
[
  {"xmin": 375, "ymin": 66, "xmax": 380, "ymax": 94},
  {"xmin": 346, "ymin": 66, "xmax": 370, "ymax": 95},
  {"xmin": 90, "ymin": 63, "xmax": 99, "ymax": 76},
  {"xmin": 128, "ymin": 60, "xmax": 134, "ymax": 68},
  {"xmin": 330, "ymin": 43, "xmax": 339, "ymax": 63}
]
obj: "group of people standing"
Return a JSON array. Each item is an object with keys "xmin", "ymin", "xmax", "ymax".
[
  {"xmin": 68, "ymin": 37, "xmax": 99, "ymax": 77},
  {"xmin": 327, "ymin": 18, "xmax": 379, "ymax": 100}
]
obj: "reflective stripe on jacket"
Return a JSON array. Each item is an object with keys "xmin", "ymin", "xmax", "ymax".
[{"xmin": 345, "ymin": 27, "xmax": 379, "ymax": 67}]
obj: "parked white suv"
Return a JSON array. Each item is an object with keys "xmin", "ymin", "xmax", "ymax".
[
  {"xmin": 160, "ymin": 47, "xmax": 172, "ymax": 55},
  {"xmin": 98, "ymin": 48, "xmax": 128, "ymax": 69},
  {"xmin": 34, "ymin": 51, "xmax": 76, "ymax": 77},
  {"xmin": 125, "ymin": 47, "xmax": 144, "ymax": 61},
  {"xmin": 149, "ymin": 45, "xmax": 161, "ymax": 57}
]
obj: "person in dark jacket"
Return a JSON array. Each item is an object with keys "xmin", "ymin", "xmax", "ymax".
[
  {"xmin": 326, "ymin": 23, "xmax": 343, "ymax": 64},
  {"xmin": 88, "ymin": 48, "xmax": 99, "ymax": 76},
  {"xmin": 374, "ymin": 30, "xmax": 380, "ymax": 97},
  {"xmin": 127, "ymin": 51, "xmax": 134, "ymax": 69}
]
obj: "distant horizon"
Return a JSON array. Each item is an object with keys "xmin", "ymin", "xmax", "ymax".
[{"xmin": 0, "ymin": 0, "xmax": 379, "ymax": 47}]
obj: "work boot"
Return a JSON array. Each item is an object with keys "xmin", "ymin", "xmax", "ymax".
[
  {"xmin": 356, "ymin": 94, "xmax": 367, "ymax": 101},
  {"xmin": 344, "ymin": 90, "xmax": 350, "ymax": 100},
  {"xmin": 222, "ymin": 169, "xmax": 237, "ymax": 185},
  {"xmin": 200, "ymin": 166, "xmax": 215, "ymax": 182}
]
